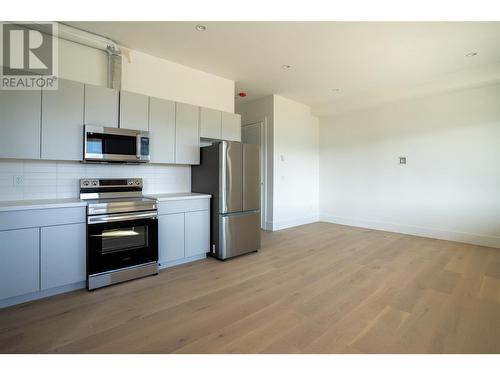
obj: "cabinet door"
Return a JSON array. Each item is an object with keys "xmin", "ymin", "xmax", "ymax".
[
  {"xmin": 119, "ymin": 91, "xmax": 149, "ymax": 131},
  {"xmin": 149, "ymin": 97, "xmax": 175, "ymax": 163},
  {"xmin": 158, "ymin": 213, "xmax": 185, "ymax": 264},
  {"xmin": 185, "ymin": 210, "xmax": 209, "ymax": 258},
  {"xmin": 84, "ymin": 84, "xmax": 119, "ymax": 127},
  {"xmin": 0, "ymin": 89, "xmax": 41, "ymax": 159},
  {"xmin": 41, "ymin": 79, "xmax": 85, "ymax": 161},
  {"xmin": 0, "ymin": 228, "xmax": 39, "ymax": 300},
  {"xmin": 221, "ymin": 112, "xmax": 241, "ymax": 142},
  {"xmin": 41, "ymin": 223, "xmax": 86, "ymax": 290},
  {"xmin": 175, "ymin": 102, "xmax": 200, "ymax": 164},
  {"xmin": 200, "ymin": 107, "xmax": 221, "ymax": 139}
]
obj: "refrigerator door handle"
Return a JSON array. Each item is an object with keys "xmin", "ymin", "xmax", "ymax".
[{"xmin": 221, "ymin": 209, "xmax": 260, "ymax": 217}]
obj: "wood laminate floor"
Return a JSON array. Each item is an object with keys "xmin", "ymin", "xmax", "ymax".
[{"xmin": 1, "ymin": 222, "xmax": 499, "ymax": 354}]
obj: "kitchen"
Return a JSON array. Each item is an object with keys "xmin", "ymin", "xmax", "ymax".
[
  {"xmin": 0, "ymin": 54, "xmax": 260, "ymax": 301},
  {"xmin": 1, "ymin": 11, "xmax": 500, "ymax": 375}
]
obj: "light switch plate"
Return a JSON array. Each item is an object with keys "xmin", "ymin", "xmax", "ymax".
[
  {"xmin": 13, "ymin": 175, "xmax": 24, "ymax": 186},
  {"xmin": 399, "ymin": 157, "xmax": 407, "ymax": 165}
]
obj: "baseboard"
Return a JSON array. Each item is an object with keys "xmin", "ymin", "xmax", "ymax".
[
  {"xmin": 263, "ymin": 221, "xmax": 273, "ymax": 231},
  {"xmin": 319, "ymin": 213, "xmax": 500, "ymax": 249},
  {"xmin": 0, "ymin": 281, "xmax": 86, "ymax": 309},
  {"xmin": 158, "ymin": 254, "xmax": 207, "ymax": 270},
  {"xmin": 271, "ymin": 215, "xmax": 319, "ymax": 231}
]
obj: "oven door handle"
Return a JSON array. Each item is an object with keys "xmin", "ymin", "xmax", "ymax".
[{"xmin": 88, "ymin": 212, "xmax": 158, "ymax": 224}]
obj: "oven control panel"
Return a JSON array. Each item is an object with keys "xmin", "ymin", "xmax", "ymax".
[{"xmin": 80, "ymin": 178, "xmax": 143, "ymax": 189}]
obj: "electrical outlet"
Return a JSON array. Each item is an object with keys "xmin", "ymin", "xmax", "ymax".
[{"xmin": 13, "ymin": 175, "xmax": 24, "ymax": 186}]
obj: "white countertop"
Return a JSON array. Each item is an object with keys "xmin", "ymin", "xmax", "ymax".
[
  {"xmin": 0, "ymin": 192, "xmax": 211, "ymax": 212},
  {"xmin": 144, "ymin": 192, "xmax": 211, "ymax": 201},
  {"xmin": 0, "ymin": 198, "xmax": 87, "ymax": 212}
]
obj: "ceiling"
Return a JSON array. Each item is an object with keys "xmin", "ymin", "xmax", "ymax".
[{"xmin": 67, "ymin": 22, "xmax": 500, "ymax": 116}]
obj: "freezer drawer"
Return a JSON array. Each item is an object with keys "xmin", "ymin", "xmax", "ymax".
[{"xmin": 218, "ymin": 211, "xmax": 260, "ymax": 259}]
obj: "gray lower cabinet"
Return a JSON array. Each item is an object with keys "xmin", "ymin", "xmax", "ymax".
[
  {"xmin": 159, "ymin": 213, "xmax": 185, "ymax": 264},
  {"xmin": 175, "ymin": 102, "xmax": 200, "ymax": 164},
  {"xmin": 157, "ymin": 198, "xmax": 210, "ymax": 268},
  {"xmin": 41, "ymin": 79, "xmax": 85, "ymax": 161},
  {"xmin": 0, "ymin": 228, "xmax": 40, "ymax": 300},
  {"xmin": 41, "ymin": 223, "xmax": 86, "ymax": 290},
  {"xmin": 185, "ymin": 210, "xmax": 210, "ymax": 257},
  {"xmin": 0, "ymin": 206, "xmax": 86, "ymax": 306},
  {"xmin": 119, "ymin": 91, "xmax": 149, "ymax": 131},
  {"xmin": 0, "ymin": 89, "xmax": 41, "ymax": 159},
  {"xmin": 84, "ymin": 83, "xmax": 119, "ymax": 127},
  {"xmin": 149, "ymin": 97, "xmax": 176, "ymax": 163}
]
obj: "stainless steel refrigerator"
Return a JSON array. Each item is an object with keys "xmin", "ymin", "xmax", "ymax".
[{"xmin": 192, "ymin": 141, "xmax": 261, "ymax": 260}]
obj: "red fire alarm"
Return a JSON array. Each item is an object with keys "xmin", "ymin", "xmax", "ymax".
[{"xmin": 237, "ymin": 92, "xmax": 247, "ymax": 97}]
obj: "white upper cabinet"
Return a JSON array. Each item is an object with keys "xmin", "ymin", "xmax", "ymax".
[
  {"xmin": 221, "ymin": 112, "xmax": 242, "ymax": 142},
  {"xmin": 119, "ymin": 91, "xmax": 149, "ymax": 131},
  {"xmin": 149, "ymin": 97, "xmax": 176, "ymax": 164},
  {"xmin": 200, "ymin": 107, "xmax": 222, "ymax": 139},
  {"xmin": 41, "ymin": 79, "xmax": 85, "ymax": 161},
  {"xmin": 84, "ymin": 84, "xmax": 119, "ymax": 127},
  {"xmin": 175, "ymin": 102, "xmax": 200, "ymax": 165},
  {"xmin": 0, "ymin": 89, "xmax": 41, "ymax": 159}
]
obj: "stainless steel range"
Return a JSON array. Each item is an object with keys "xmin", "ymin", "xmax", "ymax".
[{"xmin": 80, "ymin": 178, "xmax": 159, "ymax": 290}]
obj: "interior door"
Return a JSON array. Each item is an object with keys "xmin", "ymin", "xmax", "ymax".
[
  {"xmin": 220, "ymin": 141, "xmax": 242, "ymax": 213},
  {"xmin": 243, "ymin": 144, "xmax": 260, "ymax": 211}
]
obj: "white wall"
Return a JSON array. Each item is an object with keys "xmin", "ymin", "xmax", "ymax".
[
  {"xmin": 57, "ymin": 39, "xmax": 108, "ymax": 86},
  {"xmin": 273, "ymin": 95, "xmax": 319, "ymax": 230},
  {"xmin": 57, "ymin": 41, "xmax": 235, "ymax": 113},
  {"xmin": 0, "ymin": 160, "xmax": 190, "ymax": 201},
  {"xmin": 319, "ymin": 83, "xmax": 500, "ymax": 248},
  {"xmin": 237, "ymin": 95, "xmax": 320, "ymax": 231},
  {"xmin": 122, "ymin": 50, "xmax": 234, "ymax": 113}
]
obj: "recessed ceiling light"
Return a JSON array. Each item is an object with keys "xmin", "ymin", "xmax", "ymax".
[
  {"xmin": 332, "ymin": 88, "xmax": 341, "ymax": 92},
  {"xmin": 466, "ymin": 52, "xmax": 478, "ymax": 57},
  {"xmin": 281, "ymin": 64, "xmax": 291, "ymax": 69},
  {"xmin": 195, "ymin": 24, "xmax": 207, "ymax": 32}
]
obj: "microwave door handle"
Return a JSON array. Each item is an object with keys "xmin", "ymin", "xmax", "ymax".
[{"xmin": 136, "ymin": 135, "xmax": 141, "ymax": 159}]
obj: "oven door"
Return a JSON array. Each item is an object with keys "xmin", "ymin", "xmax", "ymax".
[{"xmin": 87, "ymin": 211, "xmax": 158, "ymax": 275}]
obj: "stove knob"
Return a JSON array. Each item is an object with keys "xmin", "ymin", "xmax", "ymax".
[
  {"xmin": 92, "ymin": 180, "xmax": 98, "ymax": 186},
  {"xmin": 135, "ymin": 179, "xmax": 140, "ymax": 186},
  {"xmin": 128, "ymin": 180, "xmax": 133, "ymax": 185},
  {"xmin": 83, "ymin": 181, "xmax": 89, "ymax": 186}
]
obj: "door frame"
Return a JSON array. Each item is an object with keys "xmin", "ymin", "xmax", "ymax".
[{"xmin": 241, "ymin": 120, "xmax": 268, "ymax": 230}]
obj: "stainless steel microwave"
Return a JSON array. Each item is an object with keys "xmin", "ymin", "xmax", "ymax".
[{"xmin": 84, "ymin": 125, "xmax": 150, "ymax": 163}]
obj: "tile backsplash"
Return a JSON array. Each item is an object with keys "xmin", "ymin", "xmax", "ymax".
[{"xmin": 0, "ymin": 160, "xmax": 191, "ymax": 201}]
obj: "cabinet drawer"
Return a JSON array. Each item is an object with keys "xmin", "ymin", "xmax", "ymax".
[
  {"xmin": 0, "ymin": 207, "xmax": 86, "ymax": 231},
  {"xmin": 158, "ymin": 199, "xmax": 209, "ymax": 215}
]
